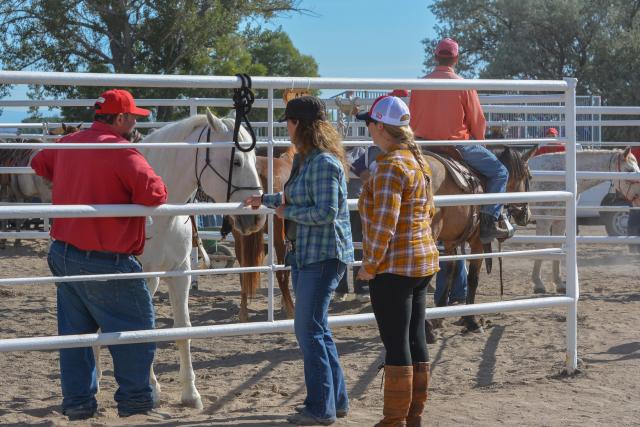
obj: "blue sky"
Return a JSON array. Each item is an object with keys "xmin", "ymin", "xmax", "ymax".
[
  {"xmin": 264, "ymin": 0, "xmax": 437, "ymax": 79},
  {"xmin": 2, "ymin": 0, "xmax": 437, "ymax": 121}
]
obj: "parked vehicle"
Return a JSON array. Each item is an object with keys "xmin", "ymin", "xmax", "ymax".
[{"xmin": 577, "ymin": 182, "xmax": 630, "ymax": 236}]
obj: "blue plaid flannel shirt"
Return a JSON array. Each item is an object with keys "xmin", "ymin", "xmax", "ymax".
[{"xmin": 262, "ymin": 149, "xmax": 354, "ymax": 267}]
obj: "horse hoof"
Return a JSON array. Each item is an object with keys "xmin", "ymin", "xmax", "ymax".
[
  {"xmin": 533, "ymin": 286, "xmax": 546, "ymax": 294},
  {"xmin": 555, "ymin": 282, "xmax": 567, "ymax": 293},
  {"xmin": 181, "ymin": 394, "xmax": 203, "ymax": 410}
]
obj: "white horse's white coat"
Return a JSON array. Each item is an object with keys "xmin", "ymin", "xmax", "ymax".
[
  {"xmin": 92, "ymin": 111, "xmax": 265, "ymax": 409},
  {"xmin": 528, "ymin": 149, "xmax": 640, "ymax": 293}
]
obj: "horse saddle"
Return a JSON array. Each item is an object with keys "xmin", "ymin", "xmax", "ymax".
[{"xmin": 424, "ymin": 148, "xmax": 483, "ymax": 195}]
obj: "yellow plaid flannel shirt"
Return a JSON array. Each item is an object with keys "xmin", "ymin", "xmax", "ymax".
[{"xmin": 358, "ymin": 147, "xmax": 439, "ymax": 277}]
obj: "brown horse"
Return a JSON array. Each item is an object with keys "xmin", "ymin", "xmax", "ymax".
[
  {"xmin": 427, "ymin": 146, "xmax": 535, "ymax": 332},
  {"xmin": 225, "ymin": 146, "xmax": 296, "ymax": 322}
]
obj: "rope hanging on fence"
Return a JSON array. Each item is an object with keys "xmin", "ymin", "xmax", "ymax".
[{"xmin": 232, "ymin": 73, "xmax": 256, "ymax": 153}]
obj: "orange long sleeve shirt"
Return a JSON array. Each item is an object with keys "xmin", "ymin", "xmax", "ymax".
[{"xmin": 409, "ymin": 66, "xmax": 486, "ymax": 141}]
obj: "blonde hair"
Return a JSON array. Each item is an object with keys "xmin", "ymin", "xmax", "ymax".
[
  {"xmin": 381, "ymin": 123, "xmax": 430, "ymax": 183},
  {"xmin": 292, "ymin": 119, "xmax": 349, "ymax": 180}
]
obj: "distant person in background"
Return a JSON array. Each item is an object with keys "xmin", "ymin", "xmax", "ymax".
[
  {"xmin": 409, "ymin": 37, "xmax": 510, "ymax": 243},
  {"xmin": 534, "ymin": 128, "xmax": 565, "ymax": 156}
]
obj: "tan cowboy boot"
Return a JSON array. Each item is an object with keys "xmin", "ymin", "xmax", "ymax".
[
  {"xmin": 406, "ymin": 362, "xmax": 431, "ymax": 427},
  {"xmin": 375, "ymin": 365, "xmax": 413, "ymax": 427}
]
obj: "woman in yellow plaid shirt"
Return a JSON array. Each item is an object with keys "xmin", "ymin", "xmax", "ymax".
[{"xmin": 355, "ymin": 95, "xmax": 439, "ymax": 427}]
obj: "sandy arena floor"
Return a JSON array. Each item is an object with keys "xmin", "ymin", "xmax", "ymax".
[{"xmin": 0, "ymin": 225, "xmax": 638, "ymax": 426}]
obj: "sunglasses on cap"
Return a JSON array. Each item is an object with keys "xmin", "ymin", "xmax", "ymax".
[{"xmin": 364, "ymin": 117, "xmax": 379, "ymax": 126}]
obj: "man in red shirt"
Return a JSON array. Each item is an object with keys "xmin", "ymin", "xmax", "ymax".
[
  {"xmin": 409, "ymin": 38, "xmax": 510, "ymax": 243},
  {"xmin": 31, "ymin": 89, "xmax": 167, "ymax": 420}
]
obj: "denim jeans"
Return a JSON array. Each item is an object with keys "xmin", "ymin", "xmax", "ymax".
[
  {"xmin": 336, "ymin": 210, "xmax": 368, "ymax": 294},
  {"xmin": 292, "ymin": 258, "xmax": 348, "ymax": 421},
  {"xmin": 457, "ymin": 144, "xmax": 509, "ymax": 218},
  {"xmin": 434, "ymin": 259, "xmax": 468, "ymax": 306},
  {"xmin": 47, "ymin": 240, "xmax": 155, "ymax": 418}
]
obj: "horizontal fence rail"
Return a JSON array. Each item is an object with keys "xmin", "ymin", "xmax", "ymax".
[
  {"xmin": 0, "ymin": 71, "xmax": 582, "ymax": 374},
  {"xmin": 0, "ymin": 297, "xmax": 574, "ymax": 353}
]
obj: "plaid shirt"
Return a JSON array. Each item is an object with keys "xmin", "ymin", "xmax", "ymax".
[
  {"xmin": 358, "ymin": 147, "xmax": 439, "ymax": 277},
  {"xmin": 262, "ymin": 150, "xmax": 354, "ymax": 267}
]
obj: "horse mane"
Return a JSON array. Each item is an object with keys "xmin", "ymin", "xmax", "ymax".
[
  {"xmin": 142, "ymin": 115, "xmax": 211, "ymax": 143},
  {"xmin": 496, "ymin": 147, "xmax": 528, "ymax": 182}
]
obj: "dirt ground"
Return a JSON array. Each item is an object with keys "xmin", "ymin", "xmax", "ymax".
[{"xmin": 0, "ymin": 224, "xmax": 638, "ymax": 426}]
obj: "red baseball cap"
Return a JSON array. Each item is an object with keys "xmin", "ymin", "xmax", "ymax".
[
  {"xmin": 546, "ymin": 127, "xmax": 559, "ymax": 137},
  {"xmin": 94, "ymin": 89, "xmax": 151, "ymax": 117},
  {"xmin": 435, "ymin": 38, "xmax": 459, "ymax": 58}
]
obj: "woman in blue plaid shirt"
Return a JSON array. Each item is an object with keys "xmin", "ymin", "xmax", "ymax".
[{"xmin": 246, "ymin": 96, "xmax": 354, "ymax": 426}]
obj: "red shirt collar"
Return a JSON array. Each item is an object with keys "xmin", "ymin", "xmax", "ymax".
[
  {"xmin": 89, "ymin": 121, "xmax": 127, "ymax": 140},
  {"xmin": 434, "ymin": 66, "xmax": 455, "ymax": 73}
]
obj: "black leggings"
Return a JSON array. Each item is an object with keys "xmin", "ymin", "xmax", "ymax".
[{"xmin": 369, "ymin": 273, "xmax": 433, "ymax": 366}]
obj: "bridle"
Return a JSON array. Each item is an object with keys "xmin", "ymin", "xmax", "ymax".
[
  {"xmin": 612, "ymin": 151, "xmax": 640, "ymax": 206},
  {"xmin": 194, "ymin": 125, "xmax": 261, "ymax": 203},
  {"xmin": 194, "ymin": 73, "xmax": 260, "ymax": 202}
]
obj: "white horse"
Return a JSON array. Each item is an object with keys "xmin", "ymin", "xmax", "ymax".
[
  {"xmin": 528, "ymin": 148, "xmax": 640, "ymax": 293},
  {"xmin": 92, "ymin": 111, "xmax": 265, "ymax": 409}
]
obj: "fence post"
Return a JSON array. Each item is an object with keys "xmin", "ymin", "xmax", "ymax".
[
  {"xmin": 267, "ymin": 88, "xmax": 275, "ymax": 322},
  {"xmin": 563, "ymin": 77, "xmax": 579, "ymax": 373}
]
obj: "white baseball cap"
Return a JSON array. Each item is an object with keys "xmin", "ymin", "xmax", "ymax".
[{"xmin": 356, "ymin": 95, "xmax": 411, "ymax": 126}]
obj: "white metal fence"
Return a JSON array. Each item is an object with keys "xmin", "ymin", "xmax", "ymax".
[{"xmin": 0, "ymin": 71, "xmax": 588, "ymax": 374}]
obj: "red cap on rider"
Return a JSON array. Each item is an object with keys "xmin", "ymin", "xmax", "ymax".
[
  {"xmin": 435, "ymin": 38, "xmax": 459, "ymax": 58},
  {"xmin": 94, "ymin": 89, "xmax": 151, "ymax": 117}
]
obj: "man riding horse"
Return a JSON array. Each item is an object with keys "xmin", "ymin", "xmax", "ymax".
[{"xmin": 409, "ymin": 38, "xmax": 511, "ymax": 243}]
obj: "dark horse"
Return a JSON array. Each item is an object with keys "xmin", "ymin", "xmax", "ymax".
[{"xmin": 426, "ymin": 146, "xmax": 535, "ymax": 334}]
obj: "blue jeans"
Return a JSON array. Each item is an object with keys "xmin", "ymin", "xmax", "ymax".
[
  {"xmin": 292, "ymin": 257, "xmax": 348, "ymax": 422},
  {"xmin": 47, "ymin": 240, "xmax": 155, "ymax": 418},
  {"xmin": 434, "ymin": 259, "xmax": 468, "ymax": 306},
  {"xmin": 457, "ymin": 144, "xmax": 509, "ymax": 219}
]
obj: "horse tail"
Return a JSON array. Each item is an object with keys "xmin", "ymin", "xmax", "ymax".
[{"xmin": 236, "ymin": 229, "xmax": 265, "ymax": 299}]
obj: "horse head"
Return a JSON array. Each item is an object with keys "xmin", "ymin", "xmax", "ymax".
[
  {"xmin": 613, "ymin": 147, "xmax": 640, "ymax": 207},
  {"xmin": 496, "ymin": 146, "xmax": 536, "ymax": 226},
  {"xmin": 198, "ymin": 109, "xmax": 266, "ymax": 235}
]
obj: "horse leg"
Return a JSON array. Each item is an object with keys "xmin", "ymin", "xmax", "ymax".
[
  {"xmin": 93, "ymin": 341, "xmax": 102, "ymax": 393},
  {"xmin": 532, "ymin": 220, "xmax": 547, "ymax": 293},
  {"xmin": 552, "ymin": 220, "xmax": 567, "ymax": 293},
  {"xmin": 167, "ymin": 274, "xmax": 202, "ymax": 409},
  {"xmin": 145, "ymin": 276, "xmax": 162, "ymax": 404},
  {"xmin": 239, "ymin": 276, "xmax": 250, "ymax": 322},
  {"xmin": 462, "ymin": 238, "xmax": 483, "ymax": 333},
  {"xmin": 274, "ymin": 218, "xmax": 294, "ymax": 318}
]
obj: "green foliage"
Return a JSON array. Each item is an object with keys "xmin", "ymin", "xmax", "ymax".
[
  {"xmin": 0, "ymin": 0, "xmax": 318, "ymax": 122},
  {"xmin": 425, "ymin": 0, "xmax": 640, "ymax": 140}
]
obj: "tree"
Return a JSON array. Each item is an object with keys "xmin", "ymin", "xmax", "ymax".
[
  {"xmin": 0, "ymin": 0, "xmax": 317, "ymax": 121},
  {"xmin": 424, "ymin": 0, "xmax": 640, "ymax": 140}
]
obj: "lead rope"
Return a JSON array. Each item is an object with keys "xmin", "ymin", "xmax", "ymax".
[{"xmin": 232, "ymin": 73, "xmax": 257, "ymax": 152}]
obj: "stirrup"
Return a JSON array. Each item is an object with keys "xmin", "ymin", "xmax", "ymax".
[{"xmin": 497, "ymin": 212, "xmax": 515, "ymax": 241}]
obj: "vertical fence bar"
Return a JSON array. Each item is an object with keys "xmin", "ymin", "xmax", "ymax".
[
  {"xmin": 267, "ymin": 88, "xmax": 275, "ymax": 322},
  {"xmin": 564, "ymin": 77, "xmax": 579, "ymax": 373},
  {"xmin": 189, "ymin": 100, "xmax": 198, "ymax": 117}
]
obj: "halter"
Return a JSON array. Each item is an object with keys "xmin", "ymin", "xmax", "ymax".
[
  {"xmin": 613, "ymin": 151, "xmax": 640, "ymax": 206},
  {"xmin": 194, "ymin": 73, "xmax": 260, "ymax": 202},
  {"xmin": 194, "ymin": 126, "xmax": 261, "ymax": 202}
]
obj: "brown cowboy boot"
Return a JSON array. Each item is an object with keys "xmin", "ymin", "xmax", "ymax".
[
  {"xmin": 375, "ymin": 365, "xmax": 413, "ymax": 427},
  {"xmin": 406, "ymin": 362, "xmax": 430, "ymax": 427}
]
